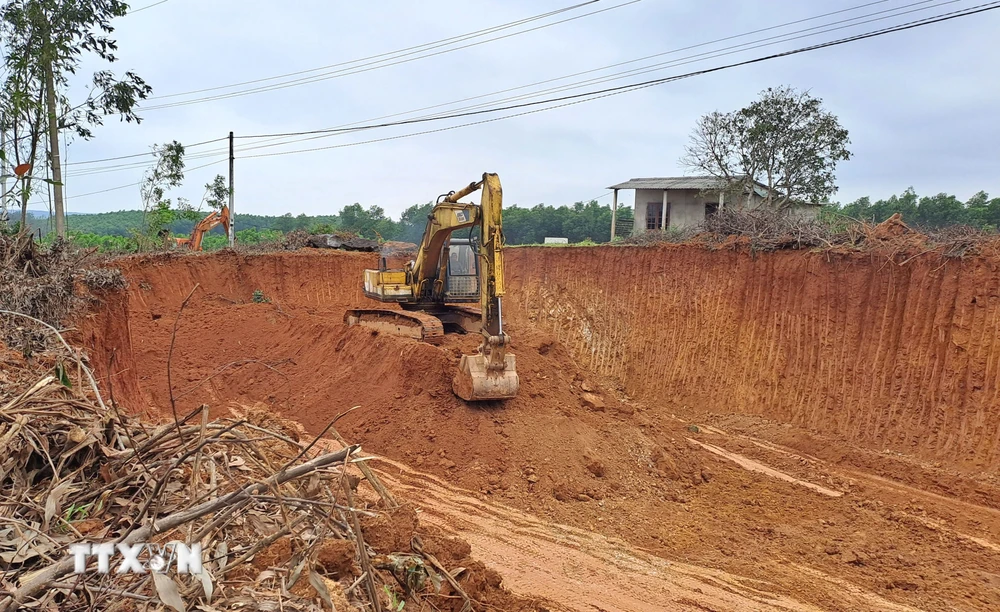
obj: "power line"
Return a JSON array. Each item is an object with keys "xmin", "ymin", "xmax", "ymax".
[
  {"xmin": 234, "ymin": 0, "xmax": 977, "ymax": 147},
  {"xmin": 383, "ymin": 0, "xmax": 957, "ymax": 125},
  {"xmin": 143, "ymin": 0, "xmax": 904, "ymax": 158},
  {"xmin": 65, "ymin": 137, "xmax": 228, "ymax": 166},
  {"xmin": 233, "ymin": 0, "xmax": 896, "ymax": 140},
  {"xmin": 577, "ymin": 192, "xmax": 613, "ymax": 203},
  {"xmin": 62, "ymin": 0, "xmax": 996, "ymax": 176},
  {"xmin": 127, "ymin": 0, "xmax": 170, "ymax": 14},
  {"xmin": 65, "ymin": 181, "xmax": 138, "ymax": 200},
  {"xmin": 233, "ymin": 0, "xmax": 951, "ymax": 147},
  {"xmin": 66, "ymin": 152, "xmax": 227, "ymax": 177},
  {"xmin": 236, "ymin": 2, "xmax": 1000, "ymax": 160},
  {"xmin": 145, "ymin": 1, "xmax": 601, "ymax": 101},
  {"xmin": 139, "ymin": 0, "xmax": 641, "ymax": 110},
  {"xmin": 60, "ymin": 0, "xmax": 920, "ymax": 165},
  {"xmin": 67, "ymin": 158, "xmax": 226, "ymax": 200}
]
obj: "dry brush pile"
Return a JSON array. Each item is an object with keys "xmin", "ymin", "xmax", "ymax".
[
  {"xmin": 1, "ymin": 233, "xmax": 125, "ymax": 352},
  {"xmin": 0, "ymin": 330, "xmax": 518, "ymax": 611},
  {"xmin": 623, "ymin": 208, "xmax": 1000, "ymax": 257},
  {"xmin": 0, "ymin": 232, "xmax": 534, "ymax": 612},
  {"xmin": 624, "ymin": 208, "xmax": 1000, "ymax": 258}
]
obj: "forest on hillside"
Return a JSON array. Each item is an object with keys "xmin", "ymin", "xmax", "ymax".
[
  {"xmin": 26, "ymin": 199, "xmax": 634, "ymax": 246},
  {"xmin": 17, "ymin": 188, "xmax": 1000, "ymax": 250},
  {"xmin": 836, "ymin": 190, "xmax": 1000, "ymax": 228}
]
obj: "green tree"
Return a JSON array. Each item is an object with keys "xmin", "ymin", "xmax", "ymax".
[
  {"xmin": 1, "ymin": 0, "xmax": 152, "ymax": 237},
  {"xmin": 0, "ymin": 43, "xmax": 46, "ymax": 229},
  {"xmin": 139, "ymin": 141, "xmax": 198, "ymax": 240},
  {"xmin": 836, "ymin": 188, "xmax": 1000, "ymax": 230},
  {"xmin": 914, "ymin": 193, "xmax": 966, "ymax": 227},
  {"xmin": 202, "ymin": 174, "xmax": 229, "ymax": 210},
  {"xmin": 397, "ymin": 201, "xmax": 434, "ymax": 243},
  {"xmin": 683, "ymin": 86, "xmax": 851, "ymax": 208},
  {"xmin": 338, "ymin": 203, "xmax": 398, "ymax": 239}
]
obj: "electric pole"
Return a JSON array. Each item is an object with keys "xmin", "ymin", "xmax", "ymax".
[{"xmin": 228, "ymin": 131, "xmax": 235, "ymax": 248}]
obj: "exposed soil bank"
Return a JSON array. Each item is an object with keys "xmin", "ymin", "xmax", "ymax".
[
  {"xmin": 504, "ymin": 245, "xmax": 1000, "ymax": 472},
  {"xmin": 76, "ymin": 247, "xmax": 1000, "ymax": 610}
]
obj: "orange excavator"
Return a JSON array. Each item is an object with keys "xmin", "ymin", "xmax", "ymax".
[{"xmin": 173, "ymin": 206, "xmax": 230, "ymax": 251}]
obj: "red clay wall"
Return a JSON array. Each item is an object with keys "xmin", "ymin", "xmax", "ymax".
[
  {"xmin": 81, "ymin": 246, "xmax": 1000, "ymax": 471},
  {"xmin": 504, "ymin": 246, "xmax": 1000, "ymax": 471}
]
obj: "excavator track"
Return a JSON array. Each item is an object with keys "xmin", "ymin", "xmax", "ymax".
[{"xmin": 344, "ymin": 308, "xmax": 445, "ymax": 344}]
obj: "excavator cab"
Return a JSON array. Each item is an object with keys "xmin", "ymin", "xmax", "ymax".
[
  {"xmin": 346, "ymin": 173, "xmax": 519, "ymax": 402},
  {"xmin": 444, "ymin": 238, "xmax": 480, "ymax": 301}
]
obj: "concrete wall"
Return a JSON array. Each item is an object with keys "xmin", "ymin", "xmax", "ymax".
[
  {"xmin": 786, "ymin": 204, "xmax": 821, "ymax": 221},
  {"xmin": 665, "ymin": 189, "xmax": 705, "ymax": 229},
  {"xmin": 632, "ymin": 189, "xmax": 662, "ymax": 234},
  {"xmin": 631, "ymin": 188, "xmax": 728, "ymax": 234},
  {"xmin": 631, "ymin": 187, "xmax": 821, "ymax": 235},
  {"xmin": 729, "ymin": 191, "xmax": 766, "ymax": 210}
]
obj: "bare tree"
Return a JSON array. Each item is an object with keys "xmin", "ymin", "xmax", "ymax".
[
  {"xmin": 0, "ymin": 77, "xmax": 46, "ymax": 230},
  {"xmin": 682, "ymin": 86, "xmax": 851, "ymax": 209}
]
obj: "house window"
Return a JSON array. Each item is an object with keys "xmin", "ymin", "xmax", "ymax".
[
  {"xmin": 705, "ymin": 202, "xmax": 719, "ymax": 217},
  {"xmin": 646, "ymin": 202, "xmax": 662, "ymax": 230}
]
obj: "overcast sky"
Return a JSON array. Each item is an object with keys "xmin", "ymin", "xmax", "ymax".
[{"xmin": 52, "ymin": 0, "xmax": 1000, "ymax": 218}]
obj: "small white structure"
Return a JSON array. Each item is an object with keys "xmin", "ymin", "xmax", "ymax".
[
  {"xmin": 543, "ymin": 237, "xmax": 569, "ymax": 244},
  {"xmin": 607, "ymin": 176, "xmax": 820, "ymax": 236}
]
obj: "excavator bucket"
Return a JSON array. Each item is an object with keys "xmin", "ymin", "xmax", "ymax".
[{"xmin": 452, "ymin": 353, "xmax": 519, "ymax": 401}]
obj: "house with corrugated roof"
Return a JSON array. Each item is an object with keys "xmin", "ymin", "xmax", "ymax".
[{"xmin": 606, "ymin": 176, "xmax": 818, "ymax": 235}]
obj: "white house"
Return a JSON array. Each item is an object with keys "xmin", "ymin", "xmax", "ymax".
[{"xmin": 607, "ymin": 176, "xmax": 820, "ymax": 235}]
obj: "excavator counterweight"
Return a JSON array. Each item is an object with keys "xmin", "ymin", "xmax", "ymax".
[{"xmin": 345, "ymin": 173, "xmax": 519, "ymax": 401}]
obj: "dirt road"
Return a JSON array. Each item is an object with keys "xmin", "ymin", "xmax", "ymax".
[{"xmin": 376, "ymin": 456, "xmax": 925, "ymax": 612}]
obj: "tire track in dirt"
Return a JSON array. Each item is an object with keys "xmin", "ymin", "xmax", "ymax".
[{"xmin": 372, "ymin": 457, "xmax": 922, "ymax": 612}]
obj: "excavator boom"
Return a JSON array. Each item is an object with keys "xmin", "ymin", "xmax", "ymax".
[
  {"xmin": 345, "ymin": 173, "xmax": 519, "ymax": 401},
  {"xmin": 173, "ymin": 206, "xmax": 230, "ymax": 251}
]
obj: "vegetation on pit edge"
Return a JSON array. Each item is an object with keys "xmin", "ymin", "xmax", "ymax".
[{"xmin": 15, "ymin": 187, "xmax": 1000, "ymax": 253}]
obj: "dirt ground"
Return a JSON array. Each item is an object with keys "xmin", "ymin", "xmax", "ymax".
[{"xmin": 77, "ymin": 249, "xmax": 1000, "ymax": 611}]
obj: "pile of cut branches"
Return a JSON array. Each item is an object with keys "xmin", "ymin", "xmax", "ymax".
[
  {"xmin": 620, "ymin": 208, "xmax": 840, "ymax": 251},
  {"xmin": 0, "ymin": 316, "xmax": 495, "ymax": 612},
  {"xmin": 620, "ymin": 208, "xmax": 1000, "ymax": 259},
  {"xmin": 700, "ymin": 207, "xmax": 841, "ymax": 251},
  {"xmin": 0, "ymin": 232, "xmax": 125, "ymax": 353}
]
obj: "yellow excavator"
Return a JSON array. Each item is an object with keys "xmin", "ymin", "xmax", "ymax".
[{"xmin": 345, "ymin": 173, "xmax": 519, "ymax": 402}]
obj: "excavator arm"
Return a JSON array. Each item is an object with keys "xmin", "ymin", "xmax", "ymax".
[
  {"xmin": 348, "ymin": 173, "xmax": 518, "ymax": 402},
  {"xmin": 445, "ymin": 173, "xmax": 518, "ymax": 401},
  {"xmin": 175, "ymin": 206, "xmax": 230, "ymax": 251},
  {"xmin": 408, "ymin": 200, "xmax": 479, "ymax": 301},
  {"xmin": 191, "ymin": 206, "xmax": 230, "ymax": 251}
]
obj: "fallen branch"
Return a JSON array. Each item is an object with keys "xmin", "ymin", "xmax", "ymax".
[
  {"xmin": 0, "ymin": 309, "xmax": 107, "ymax": 410},
  {"xmin": 166, "ymin": 283, "xmax": 200, "ymax": 440},
  {"xmin": 0, "ymin": 444, "xmax": 359, "ymax": 611}
]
